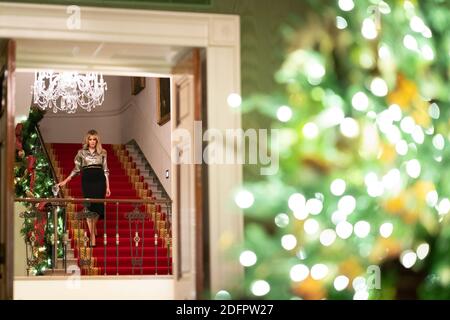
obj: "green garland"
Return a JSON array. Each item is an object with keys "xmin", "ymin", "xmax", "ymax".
[{"xmin": 15, "ymin": 106, "xmax": 65, "ymax": 275}]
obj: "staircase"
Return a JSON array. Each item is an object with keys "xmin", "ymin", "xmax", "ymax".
[
  {"xmin": 46, "ymin": 143, "xmax": 172, "ymax": 276},
  {"xmin": 124, "ymin": 141, "xmax": 170, "ymax": 202}
]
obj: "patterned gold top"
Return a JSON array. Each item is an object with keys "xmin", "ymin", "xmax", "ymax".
[{"xmin": 69, "ymin": 148, "xmax": 109, "ymax": 178}]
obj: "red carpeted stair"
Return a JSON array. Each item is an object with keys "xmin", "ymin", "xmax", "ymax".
[{"xmin": 50, "ymin": 143, "xmax": 172, "ymax": 275}]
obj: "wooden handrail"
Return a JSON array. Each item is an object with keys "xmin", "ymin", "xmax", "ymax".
[{"xmin": 35, "ymin": 124, "xmax": 63, "ymax": 198}]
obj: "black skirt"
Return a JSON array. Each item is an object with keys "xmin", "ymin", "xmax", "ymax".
[{"xmin": 81, "ymin": 166, "xmax": 106, "ymax": 219}]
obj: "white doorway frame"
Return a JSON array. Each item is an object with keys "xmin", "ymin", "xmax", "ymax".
[{"xmin": 0, "ymin": 2, "xmax": 243, "ymax": 296}]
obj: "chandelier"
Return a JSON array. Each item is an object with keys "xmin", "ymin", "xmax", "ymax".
[{"xmin": 32, "ymin": 71, "xmax": 107, "ymax": 113}]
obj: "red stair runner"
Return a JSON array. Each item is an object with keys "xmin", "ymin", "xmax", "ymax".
[{"xmin": 51, "ymin": 143, "xmax": 172, "ymax": 275}]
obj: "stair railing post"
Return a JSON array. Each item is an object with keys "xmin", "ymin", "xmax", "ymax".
[
  {"xmin": 129, "ymin": 208, "xmax": 133, "ymax": 275},
  {"xmin": 103, "ymin": 200, "xmax": 107, "ymax": 275},
  {"xmin": 141, "ymin": 204, "xmax": 145, "ymax": 276},
  {"xmin": 53, "ymin": 204, "xmax": 58, "ymax": 270},
  {"xmin": 116, "ymin": 201, "xmax": 119, "ymax": 276},
  {"xmin": 126, "ymin": 203, "xmax": 146, "ymax": 275},
  {"xmin": 154, "ymin": 229, "xmax": 158, "ymax": 276},
  {"xmin": 77, "ymin": 206, "xmax": 81, "ymax": 274},
  {"xmin": 62, "ymin": 204, "xmax": 67, "ymax": 273},
  {"xmin": 167, "ymin": 202, "xmax": 171, "ymax": 275},
  {"xmin": 63, "ymin": 230, "xmax": 69, "ymax": 274}
]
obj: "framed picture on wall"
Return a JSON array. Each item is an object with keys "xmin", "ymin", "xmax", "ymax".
[
  {"xmin": 157, "ymin": 77, "xmax": 171, "ymax": 126},
  {"xmin": 131, "ymin": 77, "xmax": 146, "ymax": 95}
]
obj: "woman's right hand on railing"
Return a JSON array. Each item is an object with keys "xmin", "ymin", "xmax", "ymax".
[{"xmin": 57, "ymin": 178, "xmax": 69, "ymax": 187}]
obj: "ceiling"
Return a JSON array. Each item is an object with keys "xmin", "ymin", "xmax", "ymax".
[
  {"xmin": 16, "ymin": 39, "xmax": 190, "ymax": 76},
  {"xmin": 14, "ymin": 39, "xmax": 189, "ymax": 120},
  {"xmin": 15, "ymin": 72, "xmax": 137, "ymax": 120}
]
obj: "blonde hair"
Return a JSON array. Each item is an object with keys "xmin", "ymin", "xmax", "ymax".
[{"xmin": 82, "ymin": 129, "xmax": 104, "ymax": 154}]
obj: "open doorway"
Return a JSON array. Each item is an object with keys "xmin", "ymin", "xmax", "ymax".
[
  {"xmin": 12, "ymin": 53, "xmax": 203, "ymax": 299},
  {"xmin": 0, "ymin": 2, "xmax": 242, "ymax": 300},
  {"xmin": 14, "ymin": 72, "xmax": 173, "ymax": 272}
]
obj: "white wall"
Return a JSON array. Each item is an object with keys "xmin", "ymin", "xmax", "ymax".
[
  {"xmin": 14, "ymin": 277, "xmax": 174, "ymax": 300},
  {"xmin": 121, "ymin": 78, "xmax": 172, "ymax": 196},
  {"xmin": 39, "ymin": 115, "xmax": 123, "ymax": 144},
  {"xmin": 16, "ymin": 72, "xmax": 172, "ymax": 196},
  {"xmin": 38, "ymin": 75, "xmax": 127, "ymax": 144},
  {"xmin": 15, "ymin": 72, "xmax": 33, "ymax": 124}
]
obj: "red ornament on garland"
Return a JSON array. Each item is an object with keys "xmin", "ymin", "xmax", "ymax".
[
  {"xmin": 35, "ymin": 202, "xmax": 49, "ymax": 246},
  {"xmin": 15, "ymin": 123, "xmax": 23, "ymax": 151},
  {"xmin": 27, "ymin": 155, "xmax": 37, "ymax": 192}
]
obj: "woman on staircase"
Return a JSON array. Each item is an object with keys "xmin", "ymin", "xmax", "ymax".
[{"xmin": 57, "ymin": 129, "xmax": 111, "ymax": 246}]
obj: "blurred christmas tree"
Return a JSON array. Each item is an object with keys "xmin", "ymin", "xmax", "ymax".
[{"xmin": 236, "ymin": 0, "xmax": 450, "ymax": 300}]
